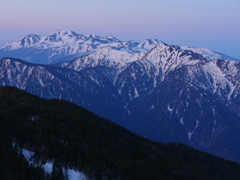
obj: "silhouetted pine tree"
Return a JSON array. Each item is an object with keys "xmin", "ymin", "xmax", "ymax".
[{"xmin": 51, "ymin": 161, "xmax": 64, "ymax": 180}]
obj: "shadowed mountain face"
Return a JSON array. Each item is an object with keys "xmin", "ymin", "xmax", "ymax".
[
  {"xmin": 0, "ymin": 41, "xmax": 239, "ymax": 163},
  {"xmin": 1, "ymin": 86, "xmax": 240, "ymax": 179}
]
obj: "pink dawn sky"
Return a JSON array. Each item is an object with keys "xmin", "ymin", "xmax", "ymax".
[{"xmin": 0, "ymin": 0, "xmax": 239, "ymax": 58}]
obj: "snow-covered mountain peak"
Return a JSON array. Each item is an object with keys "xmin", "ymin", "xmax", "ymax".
[
  {"xmin": 88, "ymin": 47, "xmax": 142, "ymax": 60},
  {"xmin": 23, "ymin": 34, "xmax": 41, "ymax": 40},
  {"xmin": 43, "ymin": 30, "xmax": 80, "ymax": 42},
  {"xmin": 181, "ymin": 46, "xmax": 218, "ymax": 59},
  {"xmin": 88, "ymin": 34, "xmax": 99, "ymax": 39},
  {"xmin": 86, "ymin": 47, "xmax": 143, "ymax": 65},
  {"xmin": 55, "ymin": 30, "xmax": 79, "ymax": 36},
  {"xmin": 21, "ymin": 35, "xmax": 41, "ymax": 46},
  {"xmin": 59, "ymin": 47, "xmax": 144, "ymax": 72},
  {"xmin": 146, "ymin": 43, "xmax": 190, "ymax": 59},
  {"xmin": 106, "ymin": 35, "xmax": 115, "ymax": 39},
  {"xmin": 105, "ymin": 36, "xmax": 121, "ymax": 42},
  {"xmin": 122, "ymin": 40, "xmax": 139, "ymax": 48},
  {"xmin": 145, "ymin": 39, "xmax": 160, "ymax": 44},
  {"xmin": 141, "ymin": 42, "xmax": 205, "ymax": 77},
  {"xmin": 181, "ymin": 46, "xmax": 239, "ymax": 61},
  {"xmin": 137, "ymin": 39, "xmax": 160, "ymax": 51},
  {"xmin": 148, "ymin": 42, "xmax": 172, "ymax": 53},
  {"xmin": 1, "ymin": 34, "xmax": 41, "ymax": 50}
]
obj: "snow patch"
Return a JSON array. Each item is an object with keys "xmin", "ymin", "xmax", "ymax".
[
  {"xmin": 133, "ymin": 87, "xmax": 139, "ymax": 98},
  {"xmin": 43, "ymin": 161, "xmax": 54, "ymax": 175},
  {"xmin": 67, "ymin": 168, "xmax": 88, "ymax": 180},
  {"xmin": 188, "ymin": 120, "xmax": 199, "ymax": 139},
  {"xmin": 180, "ymin": 117, "xmax": 184, "ymax": 125},
  {"xmin": 167, "ymin": 104, "xmax": 173, "ymax": 113},
  {"xmin": 22, "ymin": 149, "xmax": 35, "ymax": 164}
]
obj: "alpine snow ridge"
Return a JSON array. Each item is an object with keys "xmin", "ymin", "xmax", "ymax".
[{"xmin": 0, "ymin": 31, "xmax": 240, "ymax": 163}]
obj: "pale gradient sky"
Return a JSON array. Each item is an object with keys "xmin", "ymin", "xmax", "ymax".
[{"xmin": 0, "ymin": 0, "xmax": 239, "ymax": 58}]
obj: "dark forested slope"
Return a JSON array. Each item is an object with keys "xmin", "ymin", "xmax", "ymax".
[{"xmin": 0, "ymin": 86, "xmax": 240, "ymax": 180}]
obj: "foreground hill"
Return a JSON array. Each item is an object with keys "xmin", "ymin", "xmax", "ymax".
[{"xmin": 0, "ymin": 86, "xmax": 240, "ymax": 179}]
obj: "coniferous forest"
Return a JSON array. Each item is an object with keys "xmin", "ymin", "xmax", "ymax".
[{"xmin": 0, "ymin": 86, "xmax": 240, "ymax": 179}]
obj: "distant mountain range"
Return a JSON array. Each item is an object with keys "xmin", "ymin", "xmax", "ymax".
[
  {"xmin": 0, "ymin": 31, "xmax": 240, "ymax": 163},
  {"xmin": 0, "ymin": 30, "xmax": 238, "ymax": 64}
]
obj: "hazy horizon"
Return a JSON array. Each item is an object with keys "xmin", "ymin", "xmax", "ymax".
[{"xmin": 0, "ymin": 0, "xmax": 239, "ymax": 59}]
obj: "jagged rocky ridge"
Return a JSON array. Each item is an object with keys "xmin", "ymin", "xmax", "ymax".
[{"xmin": 0, "ymin": 36, "xmax": 240, "ymax": 163}]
